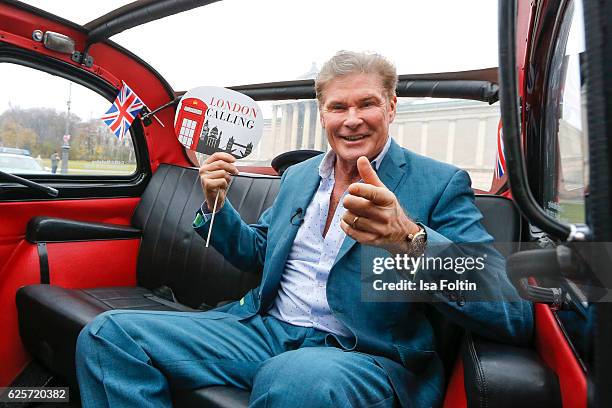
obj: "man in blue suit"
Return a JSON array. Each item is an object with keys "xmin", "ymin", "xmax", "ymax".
[{"xmin": 76, "ymin": 51, "xmax": 533, "ymax": 408}]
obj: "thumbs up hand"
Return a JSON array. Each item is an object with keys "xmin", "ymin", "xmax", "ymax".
[{"xmin": 340, "ymin": 156, "xmax": 421, "ymax": 253}]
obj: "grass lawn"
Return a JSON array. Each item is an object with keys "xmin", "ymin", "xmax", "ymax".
[
  {"xmin": 40, "ymin": 159, "xmax": 135, "ymax": 175},
  {"xmin": 559, "ymin": 201, "xmax": 585, "ymax": 223}
]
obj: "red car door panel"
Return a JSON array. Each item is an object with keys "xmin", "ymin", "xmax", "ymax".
[{"xmin": 0, "ymin": 197, "xmax": 140, "ymax": 385}]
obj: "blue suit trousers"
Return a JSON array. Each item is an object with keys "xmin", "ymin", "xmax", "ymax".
[{"xmin": 76, "ymin": 309, "xmax": 396, "ymax": 408}]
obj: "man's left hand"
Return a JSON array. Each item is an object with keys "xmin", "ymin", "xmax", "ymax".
[{"xmin": 340, "ymin": 156, "xmax": 420, "ymax": 253}]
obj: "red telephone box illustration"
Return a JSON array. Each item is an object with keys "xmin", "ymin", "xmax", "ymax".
[{"xmin": 175, "ymin": 98, "xmax": 207, "ymax": 150}]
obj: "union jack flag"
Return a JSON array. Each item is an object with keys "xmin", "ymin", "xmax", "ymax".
[
  {"xmin": 101, "ymin": 81, "xmax": 144, "ymax": 141},
  {"xmin": 494, "ymin": 119, "xmax": 506, "ymax": 179}
]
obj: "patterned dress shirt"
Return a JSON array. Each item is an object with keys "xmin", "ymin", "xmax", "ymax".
[
  {"xmin": 268, "ymin": 137, "xmax": 391, "ymax": 336},
  {"xmin": 195, "ymin": 137, "xmax": 391, "ymax": 336}
]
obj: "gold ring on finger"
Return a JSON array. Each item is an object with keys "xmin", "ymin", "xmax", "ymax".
[{"xmin": 352, "ymin": 216, "xmax": 360, "ymax": 229}]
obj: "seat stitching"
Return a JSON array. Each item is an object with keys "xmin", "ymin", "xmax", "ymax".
[
  {"xmin": 135, "ymin": 166, "xmax": 170, "ymax": 283},
  {"xmin": 467, "ymin": 334, "xmax": 488, "ymax": 408},
  {"xmin": 162, "ymin": 167, "xmax": 197, "ymax": 291},
  {"xmin": 140, "ymin": 165, "xmax": 170, "ymax": 229},
  {"xmin": 148, "ymin": 168, "xmax": 183, "ymax": 286},
  {"xmin": 179, "ymin": 175, "xmax": 202, "ymax": 305},
  {"xmin": 80, "ymin": 289, "xmax": 119, "ymax": 310},
  {"xmin": 235, "ymin": 177, "xmax": 254, "ymax": 219}
]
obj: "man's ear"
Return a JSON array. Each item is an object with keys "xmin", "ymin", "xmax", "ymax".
[
  {"xmin": 388, "ymin": 95, "xmax": 397, "ymax": 123},
  {"xmin": 319, "ymin": 107, "xmax": 326, "ymax": 128}
]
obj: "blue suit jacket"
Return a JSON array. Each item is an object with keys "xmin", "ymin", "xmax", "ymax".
[{"xmin": 195, "ymin": 139, "xmax": 533, "ymax": 408}]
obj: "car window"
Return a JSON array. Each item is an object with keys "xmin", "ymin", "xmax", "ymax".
[
  {"xmin": 0, "ymin": 154, "xmax": 44, "ymax": 173},
  {"xmin": 542, "ymin": 0, "xmax": 592, "ymax": 372},
  {"xmin": 0, "ymin": 63, "xmax": 137, "ymax": 176},
  {"xmin": 194, "ymin": 97, "xmax": 500, "ymax": 191},
  {"xmin": 542, "ymin": 0, "xmax": 588, "ymax": 224}
]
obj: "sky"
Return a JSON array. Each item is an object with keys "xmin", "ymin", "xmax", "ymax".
[{"xmin": 3, "ymin": 0, "xmax": 501, "ymax": 120}]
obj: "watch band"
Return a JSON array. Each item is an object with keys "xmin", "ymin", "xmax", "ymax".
[
  {"xmin": 408, "ymin": 228, "xmax": 426, "ymax": 242},
  {"xmin": 406, "ymin": 223, "xmax": 426, "ymax": 241},
  {"xmin": 406, "ymin": 222, "xmax": 427, "ymax": 256}
]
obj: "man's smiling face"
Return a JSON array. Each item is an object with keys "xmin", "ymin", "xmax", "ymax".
[{"xmin": 320, "ymin": 73, "xmax": 397, "ymax": 165}]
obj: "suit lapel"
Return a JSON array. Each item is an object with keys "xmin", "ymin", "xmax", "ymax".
[
  {"xmin": 260, "ymin": 158, "xmax": 322, "ymax": 304},
  {"xmin": 333, "ymin": 139, "xmax": 408, "ymax": 266},
  {"xmin": 377, "ymin": 139, "xmax": 408, "ymax": 194}
]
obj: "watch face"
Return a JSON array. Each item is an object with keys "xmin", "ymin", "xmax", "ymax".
[
  {"xmin": 414, "ymin": 234, "xmax": 427, "ymax": 245},
  {"xmin": 410, "ymin": 233, "xmax": 427, "ymax": 257}
]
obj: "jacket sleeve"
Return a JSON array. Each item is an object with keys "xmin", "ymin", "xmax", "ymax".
[
  {"xmin": 194, "ymin": 200, "xmax": 272, "ymax": 274},
  {"xmin": 192, "ymin": 168, "xmax": 292, "ymax": 274},
  {"xmin": 416, "ymin": 169, "xmax": 534, "ymax": 346}
]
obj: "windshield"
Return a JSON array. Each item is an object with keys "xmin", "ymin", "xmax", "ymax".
[{"xmin": 21, "ymin": 0, "xmax": 499, "ymax": 90}]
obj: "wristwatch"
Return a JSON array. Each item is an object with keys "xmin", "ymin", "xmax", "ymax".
[{"xmin": 406, "ymin": 222, "xmax": 427, "ymax": 256}]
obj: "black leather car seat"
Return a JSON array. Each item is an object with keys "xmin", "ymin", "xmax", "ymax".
[
  {"xmin": 16, "ymin": 163, "xmax": 549, "ymax": 407},
  {"xmin": 17, "ymin": 164, "xmax": 277, "ymax": 406}
]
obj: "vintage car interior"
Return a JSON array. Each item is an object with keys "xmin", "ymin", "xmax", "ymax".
[{"xmin": 1, "ymin": 0, "xmax": 610, "ymax": 407}]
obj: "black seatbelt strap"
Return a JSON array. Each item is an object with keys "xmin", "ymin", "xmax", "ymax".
[{"xmin": 37, "ymin": 242, "xmax": 50, "ymax": 284}]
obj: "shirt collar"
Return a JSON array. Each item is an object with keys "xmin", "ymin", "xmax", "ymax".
[{"xmin": 318, "ymin": 136, "xmax": 392, "ymax": 179}]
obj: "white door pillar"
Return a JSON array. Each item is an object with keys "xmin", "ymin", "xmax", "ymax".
[
  {"xmin": 420, "ymin": 122, "xmax": 428, "ymax": 156},
  {"xmin": 475, "ymin": 118, "xmax": 486, "ymax": 167},
  {"xmin": 277, "ymin": 105, "xmax": 289, "ymax": 156},
  {"xmin": 446, "ymin": 120, "xmax": 456, "ymax": 163},
  {"xmin": 289, "ymin": 104, "xmax": 300, "ymax": 150},
  {"xmin": 302, "ymin": 102, "xmax": 312, "ymax": 149}
]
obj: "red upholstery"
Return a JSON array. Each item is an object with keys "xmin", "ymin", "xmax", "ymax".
[
  {"xmin": 0, "ymin": 197, "xmax": 139, "ymax": 386},
  {"xmin": 535, "ymin": 304, "xmax": 587, "ymax": 408},
  {"xmin": 48, "ymin": 240, "xmax": 139, "ymax": 289},
  {"xmin": 442, "ymin": 357, "xmax": 467, "ymax": 408}
]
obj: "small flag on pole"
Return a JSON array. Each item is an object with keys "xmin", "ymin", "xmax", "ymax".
[
  {"xmin": 494, "ymin": 119, "xmax": 506, "ymax": 179},
  {"xmin": 101, "ymin": 81, "xmax": 144, "ymax": 141}
]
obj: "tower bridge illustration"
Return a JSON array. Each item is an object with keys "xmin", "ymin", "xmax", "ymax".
[{"xmin": 196, "ymin": 120, "xmax": 253, "ymax": 159}]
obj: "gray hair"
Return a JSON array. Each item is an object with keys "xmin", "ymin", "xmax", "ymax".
[{"xmin": 315, "ymin": 50, "xmax": 398, "ymax": 104}]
